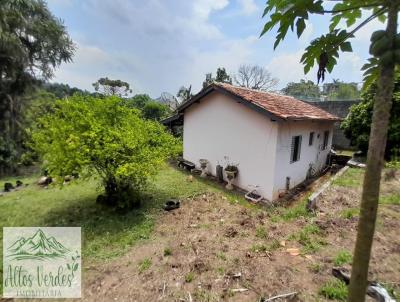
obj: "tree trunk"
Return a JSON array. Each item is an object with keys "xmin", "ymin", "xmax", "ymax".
[{"xmin": 347, "ymin": 2, "xmax": 398, "ymax": 301}]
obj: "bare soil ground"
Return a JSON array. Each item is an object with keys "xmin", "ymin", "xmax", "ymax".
[{"xmin": 84, "ymin": 169, "xmax": 400, "ymax": 302}]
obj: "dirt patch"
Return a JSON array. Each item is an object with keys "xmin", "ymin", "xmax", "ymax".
[{"xmin": 83, "ymin": 173, "xmax": 400, "ymax": 301}]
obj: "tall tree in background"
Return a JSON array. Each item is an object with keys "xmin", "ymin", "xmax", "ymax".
[
  {"xmin": 261, "ymin": 0, "xmax": 399, "ymax": 301},
  {"xmin": 92, "ymin": 77, "xmax": 132, "ymax": 97},
  {"xmin": 215, "ymin": 67, "xmax": 232, "ymax": 84},
  {"xmin": 341, "ymin": 73, "xmax": 400, "ymax": 158},
  {"xmin": 0, "ymin": 0, "xmax": 74, "ymax": 173},
  {"xmin": 202, "ymin": 67, "xmax": 232, "ymax": 88},
  {"xmin": 177, "ymin": 85, "xmax": 193, "ymax": 103},
  {"xmin": 42, "ymin": 82, "xmax": 90, "ymax": 99},
  {"xmin": 234, "ymin": 64, "xmax": 279, "ymax": 91},
  {"xmin": 124, "ymin": 94, "xmax": 153, "ymax": 110},
  {"xmin": 323, "ymin": 80, "xmax": 360, "ymax": 100},
  {"xmin": 282, "ymin": 79, "xmax": 321, "ymax": 100}
]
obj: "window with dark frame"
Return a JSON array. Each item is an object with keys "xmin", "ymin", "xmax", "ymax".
[
  {"xmin": 322, "ymin": 130, "xmax": 329, "ymax": 150},
  {"xmin": 309, "ymin": 132, "xmax": 314, "ymax": 146},
  {"xmin": 290, "ymin": 135, "xmax": 302, "ymax": 163}
]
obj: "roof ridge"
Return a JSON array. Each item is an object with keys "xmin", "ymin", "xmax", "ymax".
[{"xmin": 213, "ymin": 82, "xmax": 294, "ymax": 99}]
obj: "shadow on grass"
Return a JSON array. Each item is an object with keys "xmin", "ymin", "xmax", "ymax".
[{"xmin": 40, "ymin": 189, "xmax": 173, "ymax": 261}]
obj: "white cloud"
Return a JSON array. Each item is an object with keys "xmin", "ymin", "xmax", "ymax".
[
  {"xmin": 54, "ymin": 42, "xmax": 145, "ymax": 93},
  {"xmin": 193, "ymin": 0, "xmax": 229, "ymax": 19},
  {"xmin": 266, "ymin": 49, "xmax": 365, "ymax": 88},
  {"xmin": 298, "ymin": 20, "xmax": 314, "ymax": 46},
  {"xmin": 237, "ymin": 0, "xmax": 257, "ymax": 15},
  {"xmin": 188, "ymin": 35, "xmax": 258, "ymax": 91},
  {"xmin": 51, "ymin": 0, "xmax": 372, "ymax": 96},
  {"xmin": 52, "ymin": 0, "xmax": 260, "ymax": 96},
  {"xmin": 353, "ymin": 18, "xmax": 385, "ymax": 45},
  {"xmin": 267, "ymin": 51, "xmax": 311, "ymax": 86}
]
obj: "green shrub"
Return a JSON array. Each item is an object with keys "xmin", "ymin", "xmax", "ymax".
[
  {"xmin": 32, "ymin": 96, "xmax": 180, "ymax": 210},
  {"xmin": 290, "ymin": 224, "xmax": 325, "ymax": 254},
  {"xmin": 250, "ymin": 243, "xmax": 268, "ymax": 253},
  {"xmin": 341, "ymin": 74, "xmax": 400, "ymax": 159},
  {"xmin": 334, "ymin": 250, "xmax": 353, "ymax": 266},
  {"xmin": 255, "ymin": 227, "xmax": 268, "ymax": 239},
  {"xmin": 163, "ymin": 247, "xmax": 172, "ymax": 256},
  {"xmin": 309, "ymin": 263, "xmax": 323, "ymax": 273},
  {"xmin": 216, "ymin": 252, "xmax": 227, "ymax": 261},
  {"xmin": 138, "ymin": 258, "xmax": 152, "ymax": 273},
  {"xmin": 319, "ymin": 279, "xmax": 348, "ymax": 301},
  {"xmin": 185, "ymin": 272, "xmax": 194, "ymax": 283},
  {"xmin": 340, "ymin": 208, "xmax": 359, "ymax": 219},
  {"xmin": 380, "ymin": 193, "xmax": 400, "ymax": 205}
]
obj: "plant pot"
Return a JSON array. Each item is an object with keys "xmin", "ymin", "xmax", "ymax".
[
  {"xmin": 225, "ymin": 170, "xmax": 237, "ymax": 179},
  {"xmin": 199, "ymin": 159, "xmax": 208, "ymax": 178},
  {"xmin": 225, "ymin": 170, "xmax": 237, "ymax": 190}
]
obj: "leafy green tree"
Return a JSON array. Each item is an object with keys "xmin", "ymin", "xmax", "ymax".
[
  {"xmin": 124, "ymin": 94, "xmax": 153, "ymax": 110},
  {"xmin": 142, "ymin": 101, "xmax": 171, "ymax": 121},
  {"xmin": 202, "ymin": 67, "xmax": 232, "ymax": 88},
  {"xmin": 0, "ymin": 0, "xmax": 75, "ymax": 172},
  {"xmin": 282, "ymin": 80, "xmax": 321, "ymax": 100},
  {"xmin": 32, "ymin": 96, "xmax": 180, "ymax": 210},
  {"xmin": 92, "ymin": 77, "xmax": 132, "ymax": 97},
  {"xmin": 20, "ymin": 89, "xmax": 58, "ymax": 166},
  {"xmin": 42, "ymin": 82, "xmax": 90, "ymax": 99},
  {"xmin": 342, "ymin": 74, "xmax": 400, "ymax": 158},
  {"xmin": 323, "ymin": 80, "xmax": 360, "ymax": 100},
  {"xmin": 215, "ymin": 67, "xmax": 232, "ymax": 84},
  {"xmin": 261, "ymin": 0, "xmax": 399, "ymax": 300}
]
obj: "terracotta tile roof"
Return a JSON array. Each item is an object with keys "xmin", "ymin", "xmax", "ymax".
[{"xmin": 212, "ymin": 82, "xmax": 340, "ymax": 121}]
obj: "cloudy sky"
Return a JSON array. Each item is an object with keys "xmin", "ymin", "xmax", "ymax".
[{"xmin": 47, "ymin": 0, "xmax": 385, "ymax": 98}]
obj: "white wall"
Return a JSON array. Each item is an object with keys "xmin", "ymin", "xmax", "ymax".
[
  {"xmin": 183, "ymin": 91, "xmax": 279, "ymax": 200},
  {"xmin": 272, "ymin": 120, "xmax": 334, "ymax": 199}
]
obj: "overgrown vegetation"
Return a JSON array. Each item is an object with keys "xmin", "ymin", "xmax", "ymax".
[
  {"xmin": 319, "ymin": 279, "xmax": 348, "ymax": 301},
  {"xmin": 341, "ymin": 73, "xmax": 400, "ymax": 159},
  {"xmin": 340, "ymin": 208, "xmax": 359, "ymax": 219},
  {"xmin": 138, "ymin": 258, "xmax": 152, "ymax": 273},
  {"xmin": 334, "ymin": 250, "xmax": 353, "ymax": 266},
  {"xmin": 289, "ymin": 224, "xmax": 326, "ymax": 254},
  {"xmin": 333, "ymin": 168, "xmax": 364, "ymax": 188},
  {"xmin": 32, "ymin": 96, "xmax": 180, "ymax": 210},
  {"xmin": 185, "ymin": 272, "xmax": 194, "ymax": 283},
  {"xmin": 0, "ymin": 0, "xmax": 75, "ymax": 174}
]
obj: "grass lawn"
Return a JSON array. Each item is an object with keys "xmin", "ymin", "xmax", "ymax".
[{"xmin": 0, "ymin": 164, "xmax": 251, "ymax": 295}]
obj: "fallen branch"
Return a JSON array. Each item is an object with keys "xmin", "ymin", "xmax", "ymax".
[
  {"xmin": 332, "ymin": 267, "xmax": 396, "ymax": 302},
  {"xmin": 231, "ymin": 288, "xmax": 248, "ymax": 293},
  {"xmin": 261, "ymin": 291, "xmax": 297, "ymax": 301}
]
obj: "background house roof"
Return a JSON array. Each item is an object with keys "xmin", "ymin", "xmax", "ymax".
[{"xmin": 178, "ymin": 82, "xmax": 341, "ymax": 122}]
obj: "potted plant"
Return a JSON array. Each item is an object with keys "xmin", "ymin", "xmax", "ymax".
[
  {"xmin": 224, "ymin": 163, "xmax": 238, "ymax": 190},
  {"xmin": 199, "ymin": 159, "xmax": 208, "ymax": 178}
]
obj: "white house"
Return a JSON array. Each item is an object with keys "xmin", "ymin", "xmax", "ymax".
[{"xmin": 176, "ymin": 83, "xmax": 340, "ymax": 201}]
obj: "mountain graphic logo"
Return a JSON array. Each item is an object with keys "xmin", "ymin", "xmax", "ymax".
[{"xmin": 7, "ymin": 229, "xmax": 70, "ymax": 261}]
